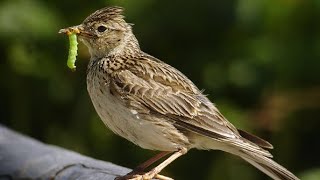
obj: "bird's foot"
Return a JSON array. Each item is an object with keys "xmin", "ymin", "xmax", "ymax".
[{"xmin": 115, "ymin": 171, "xmax": 173, "ymax": 180}]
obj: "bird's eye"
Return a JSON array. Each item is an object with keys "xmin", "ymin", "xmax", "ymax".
[{"xmin": 97, "ymin": 26, "xmax": 107, "ymax": 33}]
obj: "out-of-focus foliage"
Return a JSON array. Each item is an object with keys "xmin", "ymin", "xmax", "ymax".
[
  {"xmin": 301, "ymin": 168, "xmax": 320, "ymax": 180},
  {"xmin": 1, "ymin": 0, "xmax": 319, "ymax": 179}
]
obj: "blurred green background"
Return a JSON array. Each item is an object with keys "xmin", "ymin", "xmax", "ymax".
[{"xmin": 1, "ymin": 0, "xmax": 320, "ymax": 179}]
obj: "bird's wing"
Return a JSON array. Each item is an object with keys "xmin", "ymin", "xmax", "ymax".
[
  {"xmin": 108, "ymin": 54, "xmax": 272, "ymax": 155},
  {"xmin": 108, "ymin": 54, "xmax": 239, "ymax": 139}
]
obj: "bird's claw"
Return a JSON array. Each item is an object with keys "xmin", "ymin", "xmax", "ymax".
[{"xmin": 115, "ymin": 172, "xmax": 173, "ymax": 180}]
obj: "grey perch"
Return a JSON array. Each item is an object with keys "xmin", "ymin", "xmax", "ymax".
[{"xmin": 0, "ymin": 124, "xmax": 130, "ymax": 180}]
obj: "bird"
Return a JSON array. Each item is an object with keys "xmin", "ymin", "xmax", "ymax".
[{"xmin": 59, "ymin": 6, "xmax": 299, "ymax": 180}]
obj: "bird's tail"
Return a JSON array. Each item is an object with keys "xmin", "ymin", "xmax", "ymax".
[{"xmin": 233, "ymin": 148, "xmax": 299, "ymax": 180}]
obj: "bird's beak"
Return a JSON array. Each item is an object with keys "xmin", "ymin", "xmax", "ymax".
[
  {"xmin": 59, "ymin": 25, "xmax": 95, "ymax": 39},
  {"xmin": 59, "ymin": 25, "xmax": 82, "ymax": 35}
]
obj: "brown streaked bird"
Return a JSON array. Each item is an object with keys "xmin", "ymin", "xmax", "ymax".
[{"xmin": 60, "ymin": 6, "xmax": 299, "ymax": 180}]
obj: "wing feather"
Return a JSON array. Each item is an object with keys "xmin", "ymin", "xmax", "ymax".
[
  {"xmin": 109, "ymin": 54, "xmax": 239, "ymax": 140},
  {"xmin": 107, "ymin": 53, "xmax": 272, "ymax": 156}
]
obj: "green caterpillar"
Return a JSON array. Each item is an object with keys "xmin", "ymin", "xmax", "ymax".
[{"xmin": 67, "ymin": 32, "xmax": 78, "ymax": 71}]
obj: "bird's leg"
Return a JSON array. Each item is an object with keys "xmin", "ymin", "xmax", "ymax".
[
  {"xmin": 141, "ymin": 148, "xmax": 187, "ymax": 180},
  {"xmin": 133, "ymin": 151, "xmax": 171, "ymax": 173},
  {"xmin": 115, "ymin": 151, "xmax": 172, "ymax": 180},
  {"xmin": 154, "ymin": 174, "xmax": 174, "ymax": 180}
]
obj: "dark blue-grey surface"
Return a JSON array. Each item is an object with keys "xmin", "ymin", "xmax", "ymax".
[{"xmin": 0, "ymin": 125, "xmax": 130, "ymax": 180}]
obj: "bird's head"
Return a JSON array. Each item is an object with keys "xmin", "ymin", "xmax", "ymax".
[{"xmin": 60, "ymin": 6, "xmax": 138, "ymax": 58}]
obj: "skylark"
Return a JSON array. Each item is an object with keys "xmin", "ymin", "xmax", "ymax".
[{"xmin": 60, "ymin": 6, "xmax": 299, "ymax": 180}]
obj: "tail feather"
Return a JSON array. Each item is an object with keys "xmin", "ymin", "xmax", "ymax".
[
  {"xmin": 238, "ymin": 149, "xmax": 299, "ymax": 180},
  {"xmin": 238, "ymin": 129, "xmax": 274, "ymax": 149}
]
